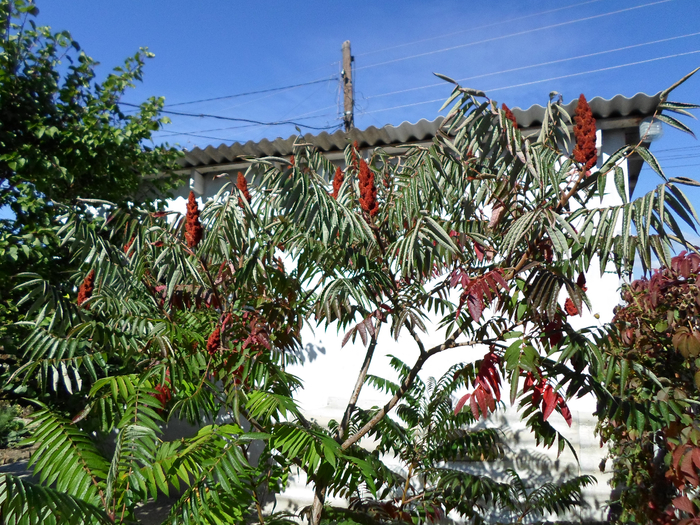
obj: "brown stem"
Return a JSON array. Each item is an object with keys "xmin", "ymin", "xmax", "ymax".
[
  {"xmin": 198, "ymin": 255, "xmax": 225, "ymax": 313},
  {"xmin": 400, "ymin": 462, "xmax": 415, "ymax": 508},
  {"xmin": 338, "ymin": 323, "xmax": 380, "ymax": 442},
  {"xmin": 340, "ymin": 327, "xmax": 465, "ymax": 451},
  {"xmin": 253, "ymin": 489, "xmax": 266, "ymax": 525},
  {"xmin": 402, "ymin": 493, "xmax": 425, "ymax": 506}
]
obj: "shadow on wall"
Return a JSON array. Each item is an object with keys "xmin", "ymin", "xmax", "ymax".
[{"xmin": 289, "ymin": 342, "xmax": 327, "ymax": 364}]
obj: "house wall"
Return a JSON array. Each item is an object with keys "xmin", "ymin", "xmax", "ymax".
[{"xmin": 165, "ymin": 128, "xmax": 638, "ymax": 522}]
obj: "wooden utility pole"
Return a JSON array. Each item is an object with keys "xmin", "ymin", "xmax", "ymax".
[{"xmin": 341, "ymin": 40, "xmax": 354, "ymax": 131}]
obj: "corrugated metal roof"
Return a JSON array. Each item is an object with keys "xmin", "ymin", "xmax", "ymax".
[{"xmin": 181, "ymin": 92, "xmax": 661, "ymax": 170}]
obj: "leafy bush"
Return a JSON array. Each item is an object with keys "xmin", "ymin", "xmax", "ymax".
[
  {"xmin": 598, "ymin": 251, "xmax": 700, "ymax": 523},
  {"xmin": 0, "ymin": 404, "xmax": 27, "ymax": 448}
]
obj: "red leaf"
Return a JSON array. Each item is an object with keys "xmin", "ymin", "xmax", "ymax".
[
  {"xmin": 357, "ymin": 320, "xmax": 368, "ymax": 346},
  {"xmin": 682, "ymin": 451, "xmax": 700, "ymax": 487},
  {"xmin": 542, "ymin": 384, "xmax": 557, "ymax": 421},
  {"xmin": 523, "ymin": 372, "xmax": 535, "ymax": 392},
  {"xmin": 477, "ymin": 352, "xmax": 502, "ymax": 402},
  {"xmin": 481, "ymin": 280, "xmax": 493, "ymax": 302},
  {"xmin": 364, "ymin": 318, "xmax": 376, "ymax": 337},
  {"xmin": 576, "ymin": 272, "xmax": 587, "ymax": 292},
  {"xmin": 341, "ymin": 328, "xmax": 353, "ymax": 348},
  {"xmin": 532, "ymin": 383, "xmax": 544, "ymax": 406},
  {"xmin": 473, "ymin": 241, "xmax": 485, "ymax": 262},
  {"xmin": 454, "ymin": 393, "xmax": 470, "ymax": 415},
  {"xmin": 674, "ymin": 495, "xmax": 696, "ymax": 514},
  {"xmin": 486, "ymin": 390, "xmax": 496, "ymax": 413},
  {"xmin": 557, "ymin": 394, "xmax": 572, "ymax": 427},
  {"xmin": 467, "ymin": 293, "xmax": 483, "ymax": 320},
  {"xmin": 674, "ymin": 445, "xmax": 691, "ymax": 471},
  {"xmin": 692, "ymin": 448, "xmax": 700, "ymax": 470},
  {"xmin": 470, "ymin": 393, "xmax": 479, "ymax": 420},
  {"xmin": 476, "ymin": 387, "xmax": 489, "ymax": 418},
  {"xmin": 545, "ymin": 320, "xmax": 564, "ymax": 346},
  {"xmin": 489, "ymin": 269, "xmax": 509, "ymax": 291}
]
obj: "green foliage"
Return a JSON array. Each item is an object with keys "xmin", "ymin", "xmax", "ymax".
[
  {"xmin": 0, "ymin": 404, "xmax": 27, "ymax": 447},
  {"xmin": 327, "ymin": 365, "xmax": 593, "ymax": 524},
  {"xmin": 497, "ymin": 469, "xmax": 595, "ymax": 524},
  {"xmin": 0, "ymin": 0, "xmax": 181, "ymax": 403},
  {"xmin": 0, "ymin": 374, "xmax": 263, "ymax": 524}
]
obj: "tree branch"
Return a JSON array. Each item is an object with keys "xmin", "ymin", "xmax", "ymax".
[
  {"xmin": 338, "ymin": 322, "xmax": 381, "ymax": 442},
  {"xmin": 340, "ymin": 327, "xmax": 465, "ymax": 451}
]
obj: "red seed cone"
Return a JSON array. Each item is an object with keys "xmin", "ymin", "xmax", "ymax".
[
  {"xmin": 573, "ymin": 94, "xmax": 597, "ymax": 172},
  {"xmin": 577, "ymin": 272, "xmax": 587, "ymax": 292},
  {"xmin": 123, "ymin": 236, "xmax": 134, "ymax": 255},
  {"xmin": 206, "ymin": 326, "xmax": 221, "ymax": 355},
  {"xmin": 501, "ymin": 103, "xmax": 517, "ymax": 128},
  {"xmin": 331, "ymin": 166, "xmax": 344, "ymax": 199},
  {"xmin": 537, "ymin": 239, "xmax": 553, "ymax": 263},
  {"xmin": 237, "ymin": 172, "xmax": 251, "ymax": 208},
  {"xmin": 77, "ymin": 269, "xmax": 95, "ymax": 308},
  {"xmin": 350, "ymin": 141, "xmax": 360, "ymax": 171},
  {"xmin": 185, "ymin": 191, "xmax": 203, "ymax": 248},
  {"xmin": 358, "ymin": 158, "xmax": 379, "ymax": 217},
  {"xmin": 564, "ymin": 298, "xmax": 579, "ymax": 316}
]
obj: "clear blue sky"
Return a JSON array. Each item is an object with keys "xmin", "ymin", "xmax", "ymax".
[{"xmin": 32, "ymin": 0, "xmax": 700, "ymax": 215}]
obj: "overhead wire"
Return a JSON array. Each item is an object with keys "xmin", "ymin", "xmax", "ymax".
[
  {"xmin": 653, "ymin": 145, "xmax": 700, "ymax": 153},
  {"xmin": 354, "ymin": 0, "xmax": 607, "ymax": 58},
  {"xmin": 158, "ymin": 118, "xmax": 345, "ymax": 143},
  {"xmin": 160, "ymin": 113, "xmax": 339, "ymax": 136},
  {"xmin": 360, "ymin": 49, "xmax": 700, "ymax": 116},
  {"xmin": 156, "ymin": 105, "xmax": 340, "ymax": 137},
  {"xmin": 164, "ymin": 76, "xmax": 337, "ymax": 107},
  {"xmin": 365, "ymin": 32, "xmax": 700, "ymax": 101},
  {"xmin": 120, "ymin": 102, "xmax": 340, "ymax": 131},
  {"xmin": 354, "ymin": 0, "xmax": 674, "ymax": 72}
]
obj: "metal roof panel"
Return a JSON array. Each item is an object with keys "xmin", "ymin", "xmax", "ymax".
[{"xmin": 181, "ymin": 92, "xmax": 661, "ymax": 169}]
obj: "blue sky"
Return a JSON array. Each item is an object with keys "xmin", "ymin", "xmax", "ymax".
[{"xmin": 29, "ymin": 0, "xmax": 700, "ymax": 215}]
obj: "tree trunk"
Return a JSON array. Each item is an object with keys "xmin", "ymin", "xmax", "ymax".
[{"xmin": 310, "ymin": 484, "xmax": 326, "ymax": 525}]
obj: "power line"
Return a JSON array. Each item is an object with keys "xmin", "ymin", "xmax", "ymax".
[
  {"xmin": 355, "ymin": 0, "xmax": 607, "ymax": 59},
  {"xmin": 365, "ymin": 32, "xmax": 700, "ymax": 101},
  {"xmin": 159, "ymin": 119, "xmax": 346, "ymax": 143},
  {"xmin": 355, "ymin": 0, "xmax": 674, "ymax": 72},
  {"xmin": 653, "ymin": 145, "xmax": 700, "ymax": 153},
  {"xmin": 654, "ymin": 153, "xmax": 700, "ymax": 160},
  {"xmin": 161, "ymin": 113, "xmax": 338, "ymax": 136},
  {"xmin": 119, "ymin": 102, "xmax": 340, "ymax": 131},
  {"xmin": 164, "ymin": 76, "xmax": 337, "ymax": 108},
  {"xmin": 361, "ymin": 49, "xmax": 700, "ymax": 116}
]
